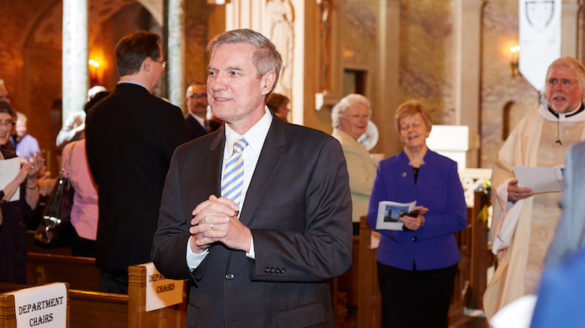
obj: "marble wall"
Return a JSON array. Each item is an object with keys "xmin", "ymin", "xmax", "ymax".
[
  {"xmin": 399, "ymin": 0, "xmax": 456, "ymax": 125},
  {"xmin": 480, "ymin": 0, "xmax": 540, "ymax": 168},
  {"xmin": 184, "ymin": 0, "xmax": 211, "ymax": 111}
]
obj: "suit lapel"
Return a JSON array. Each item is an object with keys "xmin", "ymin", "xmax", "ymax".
[{"xmin": 239, "ymin": 118, "xmax": 287, "ymax": 226}]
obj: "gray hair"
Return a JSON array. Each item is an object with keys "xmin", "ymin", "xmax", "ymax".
[
  {"xmin": 331, "ymin": 94, "xmax": 371, "ymax": 129},
  {"xmin": 542, "ymin": 57, "xmax": 585, "ymax": 105},
  {"xmin": 207, "ymin": 29, "xmax": 282, "ymax": 92}
]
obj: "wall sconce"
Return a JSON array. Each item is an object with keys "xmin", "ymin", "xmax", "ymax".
[
  {"xmin": 88, "ymin": 58, "xmax": 101, "ymax": 85},
  {"xmin": 509, "ymin": 45, "xmax": 520, "ymax": 78}
]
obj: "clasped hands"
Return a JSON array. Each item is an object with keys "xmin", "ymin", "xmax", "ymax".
[
  {"xmin": 507, "ymin": 179, "xmax": 533, "ymax": 201},
  {"xmin": 189, "ymin": 195, "xmax": 252, "ymax": 254},
  {"xmin": 399, "ymin": 206, "xmax": 428, "ymax": 231}
]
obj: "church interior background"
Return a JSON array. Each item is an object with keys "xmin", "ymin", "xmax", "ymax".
[{"xmin": 2, "ymin": 0, "xmax": 585, "ymax": 175}]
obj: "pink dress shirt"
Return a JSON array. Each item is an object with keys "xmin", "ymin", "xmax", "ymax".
[{"xmin": 62, "ymin": 139, "xmax": 98, "ymax": 240}]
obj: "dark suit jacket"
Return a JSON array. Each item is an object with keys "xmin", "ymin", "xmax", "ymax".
[
  {"xmin": 152, "ymin": 115, "xmax": 353, "ymax": 327},
  {"xmin": 86, "ymin": 83, "xmax": 187, "ymax": 270},
  {"xmin": 184, "ymin": 114, "xmax": 221, "ymax": 141}
]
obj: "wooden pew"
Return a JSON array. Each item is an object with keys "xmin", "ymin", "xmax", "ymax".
[
  {"xmin": 26, "ymin": 252, "xmax": 100, "ymax": 291},
  {"xmin": 26, "ymin": 230, "xmax": 72, "ymax": 256},
  {"xmin": 356, "ymin": 216, "xmax": 382, "ymax": 328},
  {"xmin": 127, "ymin": 265, "xmax": 185, "ymax": 328},
  {"xmin": 2, "ymin": 265, "xmax": 186, "ymax": 328},
  {"xmin": 468, "ymin": 190, "xmax": 493, "ymax": 309}
]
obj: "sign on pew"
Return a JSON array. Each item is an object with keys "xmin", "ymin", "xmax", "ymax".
[
  {"xmin": 8, "ymin": 283, "xmax": 67, "ymax": 328},
  {"xmin": 141, "ymin": 263, "xmax": 183, "ymax": 312}
]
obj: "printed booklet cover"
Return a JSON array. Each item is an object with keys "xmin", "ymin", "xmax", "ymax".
[{"xmin": 376, "ymin": 200, "xmax": 416, "ymax": 230}]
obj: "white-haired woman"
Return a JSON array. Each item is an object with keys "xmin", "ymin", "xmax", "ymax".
[{"xmin": 331, "ymin": 94, "xmax": 377, "ymax": 235}]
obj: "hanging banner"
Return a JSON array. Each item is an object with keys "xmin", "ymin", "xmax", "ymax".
[{"xmin": 519, "ymin": 0, "xmax": 561, "ymax": 91}]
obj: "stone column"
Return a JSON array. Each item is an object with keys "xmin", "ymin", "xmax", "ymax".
[
  {"xmin": 376, "ymin": 0, "xmax": 401, "ymax": 157},
  {"xmin": 454, "ymin": 0, "xmax": 485, "ymax": 168},
  {"xmin": 166, "ymin": 0, "xmax": 185, "ymax": 107},
  {"xmin": 561, "ymin": 2, "xmax": 580, "ymax": 57},
  {"xmin": 62, "ymin": 0, "xmax": 88, "ymax": 122}
]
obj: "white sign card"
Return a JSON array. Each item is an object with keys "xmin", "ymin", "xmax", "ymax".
[
  {"xmin": 513, "ymin": 166, "xmax": 564, "ymax": 193},
  {"xmin": 519, "ymin": 0, "xmax": 561, "ymax": 91},
  {"xmin": 143, "ymin": 262, "xmax": 184, "ymax": 312},
  {"xmin": 9, "ymin": 282, "xmax": 67, "ymax": 328},
  {"xmin": 376, "ymin": 201, "xmax": 416, "ymax": 230},
  {"xmin": 0, "ymin": 157, "xmax": 21, "ymax": 201}
]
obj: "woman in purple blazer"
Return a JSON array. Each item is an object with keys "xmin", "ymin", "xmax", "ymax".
[{"xmin": 367, "ymin": 100, "xmax": 467, "ymax": 328}]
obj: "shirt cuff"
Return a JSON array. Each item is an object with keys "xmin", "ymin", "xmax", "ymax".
[
  {"xmin": 186, "ymin": 236, "xmax": 209, "ymax": 270},
  {"xmin": 245, "ymin": 235, "xmax": 255, "ymax": 259}
]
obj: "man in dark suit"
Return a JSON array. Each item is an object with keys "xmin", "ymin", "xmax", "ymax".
[
  {"xmin": 152, "ymin": 29, "xmax": 352, "ymax": 327},
  {"xmin": 184, "ymin": 82, "xmax": 220, "ymax": 140},
  {"xmin": 85, "ymin": 31, "xmax": 186, "ymax": 294}
]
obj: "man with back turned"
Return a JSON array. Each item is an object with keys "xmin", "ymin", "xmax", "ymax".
[{"xmin": 86, "ymin": 31, "xmax": 186, "ymax": 294}]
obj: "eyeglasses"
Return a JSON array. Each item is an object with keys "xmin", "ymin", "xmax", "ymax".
[
  {"xmin": 548, "ymin": 78, "xmax": 576, "ymax": 87},
  {"xmin": 0, "ymin": 119, "xmax": 15, "ymax": 128},
  {"xmin": 156, "ymin": 59, "xmax": 167, "ymax": 69},
  {"xmin": 189, "ymin": 93, "xmax": 207, "ymax": 99}
]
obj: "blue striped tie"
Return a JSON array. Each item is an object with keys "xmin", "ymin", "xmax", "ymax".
[{"xmin": 221, "ymin": 138, "xmax": 248, "ymax": 207}]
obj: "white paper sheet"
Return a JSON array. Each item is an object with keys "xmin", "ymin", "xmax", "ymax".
[
  {"xmin": 0, "ymin": 157, "xmax": 21, "ymax": 201},
  {"xmin": 512, "ymin": 166, "xmax": 564, "ymax": 193}
]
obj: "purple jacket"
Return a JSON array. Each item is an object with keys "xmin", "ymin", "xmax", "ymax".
[{"xmin": 367, "ymin": 150, "xmax": 467, "ymax": 271}]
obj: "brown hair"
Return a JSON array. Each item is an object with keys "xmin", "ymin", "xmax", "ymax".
[
  {"xmin": 394, "ymin": 100, "xmax": 432, "ymax": 132},
  {"xmin": 0, "ymin": 101, "xmax": 15, "ymax": 119},
  {"xmin": 115, "ymin": 31, "xmax": 162, "ymax": 76},
  {"xmin": 266, "ymin": 93, "xmax": 289, "ymax": 113}
]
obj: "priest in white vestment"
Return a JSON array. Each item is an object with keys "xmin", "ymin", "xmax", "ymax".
[{"xmin": 484, "ymin": 57, "xmax": 585, "ymax": 318}]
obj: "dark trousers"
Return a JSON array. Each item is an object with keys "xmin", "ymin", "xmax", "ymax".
[
  {"xmin": 99, "ymin": 267, "xmax": 128, "ymax": 294},
  {"xmin": 377, "ymin": 262, "xmax": 458, "ymax": 328},
  {"xmin": 70, "ymin": 226, "xmax": 96, "ymax": 258}
]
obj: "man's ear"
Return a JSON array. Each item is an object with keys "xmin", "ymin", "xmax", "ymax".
[
  {"xmin": 142, "ymin": 57, "xmax": 153, "ymax": 72},
  {"xmin": 260, "ymin": 71, "xmax": 277, "ymax": 96}
]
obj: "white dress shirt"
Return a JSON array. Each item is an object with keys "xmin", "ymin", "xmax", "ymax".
[{"xmin": 186, "ymin": 107, "xmax": 273, "ymax": 269}]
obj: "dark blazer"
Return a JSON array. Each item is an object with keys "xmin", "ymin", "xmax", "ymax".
[
  {"xmin": 86, "ymin": 83, "xmax": 187, "ymax": 270},
  {"xmin": 152, "ymin": 115, "xmax": 353, "ymax": 327},
  {"xmin": 184, "ymin": 114, "xmax": 221, "ymax": 141}
]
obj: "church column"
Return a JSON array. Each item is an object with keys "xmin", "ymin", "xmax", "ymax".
[
  {"xmin": 164, "ymin": 0, "xmax": 185, "ymax": 107},
  {"xmin": 376, "ymin": 0, "xmax": 401, "ymax": 157},
  {"xmin": 561, "ymin": 2, "xmax": 580, "ymax": 57},
  {"xmin": 454, "ymin": 0, "xmax": 485, "ymax": 168},
  {"xmin": 62, "ymin": 0, "xmax": 88, "ymax": 122}
]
